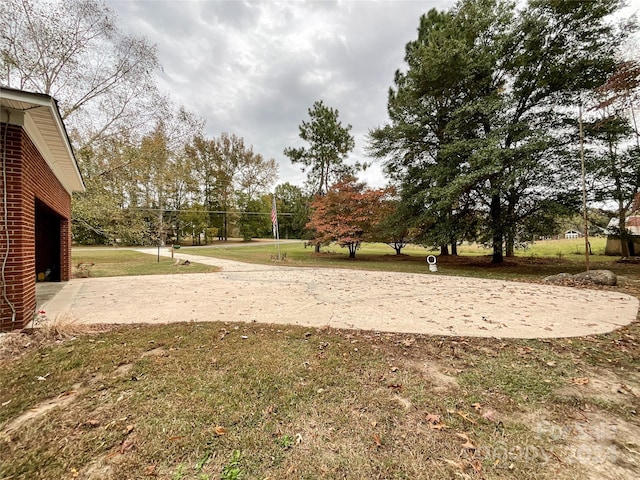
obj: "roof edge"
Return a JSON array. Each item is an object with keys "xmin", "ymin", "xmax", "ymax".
[{"xmin": 0, "ymin": 86, "xmax": 85, "ymax": 194}]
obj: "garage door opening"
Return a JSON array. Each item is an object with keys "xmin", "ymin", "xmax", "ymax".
[{"xmin": 35, "ymin": 200, "xmax": 62, "ymax": 282}]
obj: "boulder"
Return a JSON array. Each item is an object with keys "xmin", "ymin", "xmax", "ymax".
[
  {"xmin": 543, "ymin": 273, "xmax": 573, "ymax": 284},
  {"xmin": 573, "ymin": 270, "xmax": 617, "ymax": 286}
]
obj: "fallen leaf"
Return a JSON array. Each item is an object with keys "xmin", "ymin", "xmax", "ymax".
[
  {"xmin": 425, "ymin": 413, "xmax": 441, "ymax": 424},
  {"xmin": 402, "ymin": 337, "xmax": 416, "ymax": 347},
  {"xmin": 619, "ymin": 384, "xmax": 638, "ymax": 397},
  {"xmin": 119, "ymin": 438, "xmax": 135, "ymax": 454},
  {"xmin": 456, "ymin": 411, "xmax": 477, "ymax": 424},
  {"xmin": 1, "ymin": 399, "xmax": 12, "ymax": 407},
  {"xmin": 296, "ymin": 433, "xmax": 303, "ymax": 444},
  {"xmin": 571, "ymin": 377, "xmax": 590, "ymax": 385},
  {"xmin": 482, "ymin": 410, "xmax": 499, "ymax": 422},
  {"xmin": 144, "ymin": 465, "xmax": 157, "ymax": 476},
  {"xmin": 461, "ymin": 440, "xmax": 476, "ymax": 450},
  {"xmin": 429, "ymin": 422, "xmax": 447, "ymax": 431},
  {"xmin": 456, "ymin": 433, "xmax": 476, "ymax": 450},
  {"xmin": 85, "ymin": 419, "xmax": 100, "ymax": 427},
  {"xmin": 373, "ymin": 433, "xmax": 382, "ymax": 447},
  {"xmin": 168, "ymin": 436, "xmax": 184, "ymax": 441},
  {"xmin": 124, "ymin": 424, "xmax": 134, "ymax": 434},
  {"xmin": 469, "ymin": 458, "xmax": 483, "ymax": 473},
  {"xmin": 471, "ymin": 402, "xmax": 482, "ymax": 411},
  {"xmin": 214, "ymin": 426, "xmax": 228, "ymax": 435},
  {"xmin": 387, "ymin": 384, "xmax": 402, "ymax": 391}
]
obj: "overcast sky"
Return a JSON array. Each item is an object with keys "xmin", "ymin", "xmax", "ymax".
[{"xmin": 108, "ymin": 0, "xmax": 455, "ymax": 189}]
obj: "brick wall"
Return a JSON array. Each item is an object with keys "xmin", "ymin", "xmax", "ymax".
[{"xmin": 0, "ymin": 122, "xmax": 72, "ymax": 331}]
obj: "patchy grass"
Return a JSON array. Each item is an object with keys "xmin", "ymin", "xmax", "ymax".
[
  {"xmin": 1, "ymin": 319, "xmax": 639, "ymax": 480},
  {"xmin": 71, "ymin": 249, "xmax": 218, "ymax": 278}
]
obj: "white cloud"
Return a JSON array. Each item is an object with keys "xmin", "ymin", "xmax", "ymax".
[{"xmin": 108, "ymin": 0, "xmax": 454, "ymax": 189}]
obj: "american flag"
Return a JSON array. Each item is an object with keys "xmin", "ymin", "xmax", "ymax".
[{"xmin": 271, "ymin": 196, "xmax": 278, "ymax": 231}]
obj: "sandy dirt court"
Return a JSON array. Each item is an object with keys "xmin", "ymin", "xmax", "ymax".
[{"xmin": 39, "ymin": 249, "xmax": 639, "ymax": 339}]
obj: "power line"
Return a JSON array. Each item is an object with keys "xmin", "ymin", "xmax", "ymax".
[{"xmin": 127, "ymin": 207, "xmax": 293, "ymax": 216}]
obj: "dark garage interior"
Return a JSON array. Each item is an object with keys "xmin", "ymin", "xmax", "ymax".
[{"xmin": 35, "ymin": 199, "xmax": 61, "ymax": 282}]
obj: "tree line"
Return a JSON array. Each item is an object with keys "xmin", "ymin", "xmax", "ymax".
[{"xmin": 2, "ymin": 0, "xmax": 638, "ymax": 260}]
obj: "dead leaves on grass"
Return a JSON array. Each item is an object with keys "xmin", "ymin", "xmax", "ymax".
[
  {"xmin": 455, "ymin": 432, "xmax": 476, "ymax": 451},
  {"xmin": 445, "ymin": 457, "xmax": 483, "ymax": 475},
  {"xmin": 425, "ymin": 413, "xmax": 448, "ymax": 431},
  {"xmin": 425, "ymin": 413, "xmax": 441, "ymax": 424},
  {"xmin": 118, "ymin": 437, "xmax": 135, "ymax": 455},
  {"xmin": 443, "ymin": 431, "xmax": 482, "ymax": 476},
  {"xmin": 423, "ymin": 403, "xmax": 508, "ymax": 476},
  {"xmin": 571, "ymin": 377, "xmax": 590, "ymax": 385},
  {"xmin": 144, "ymin": 465, "xmax": 157, "ymax": 476},
  {"xmin": 459, "ymin": 411, "xmax": 479, "ymax": 425}
]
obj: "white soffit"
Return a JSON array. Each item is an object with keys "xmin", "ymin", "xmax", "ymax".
[{"xmin": 0, "ymin": 87, "xmax": 85, "ymax": 194}]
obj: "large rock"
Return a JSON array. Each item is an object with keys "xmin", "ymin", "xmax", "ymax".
[
  {"xmin": 543, "ymin": 273, "xmax": 573, "ymax": 284},
  {"xmin": 573, "ymin": 270, "xmax": 617, "ymax": 286},
  {"xmin": 543, "ymin": 270, "xmax": 618, "ymax": 286}
]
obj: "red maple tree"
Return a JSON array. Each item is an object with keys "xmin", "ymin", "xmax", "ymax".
[{"xmin": 307, "ymin": 177, "xmax": 388, "ymax": 258}]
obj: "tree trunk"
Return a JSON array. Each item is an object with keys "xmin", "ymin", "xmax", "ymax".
[
  {"xmin": 440, "ymin": 245, "xmax": 449, "ymax": 256},
  {"xmin": 395, "ymin": 245, "xmax": 403, "ymax": 255},
  {"xmin": 315, "ymin": 243, "xmax": 321, "ymax": 253},
  {"xmin": 505, "ymin": 233, "xmax": 514, "ymax": 257},
  {"xmin": 505, "ymin": 191, "xmax": 516, "ymax": 257},
  {"xmin": 451, "ymin": 242, "xmax": 458, "ymax": 256},
  {"xmin": 610, "ymin": 134, "xmax": 629, "ymax": 257},
  {"xmin": 490, "ymin": 193, "xmax": 504, "ymax": 264},
  {"xmin": 348, "ymin": 243, "xmax": 357, "ymax": 258},
  {"xmin": 619, "ymin": 201, "xmax": 631, "ymax": 257}
]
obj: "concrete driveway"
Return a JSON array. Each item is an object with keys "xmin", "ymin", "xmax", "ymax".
[{"xmin": 40, "ymin": 249, "xmax": 639, "ymax": 339}]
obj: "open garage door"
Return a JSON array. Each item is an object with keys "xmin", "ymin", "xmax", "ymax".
[{"xmin": 35, "ymin": 200, "xmax": 62, "ymax": 282}]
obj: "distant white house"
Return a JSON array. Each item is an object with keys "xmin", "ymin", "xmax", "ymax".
[{"xmin": 564, "ymin": 229, "xmax": 582, "ymax": 239}]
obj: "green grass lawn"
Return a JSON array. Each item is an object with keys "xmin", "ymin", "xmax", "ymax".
[
  {"xmin": 178, "ymin": 237, "xmax": 633, "ymax": 283},
  {"xmin": 187, "ymin": 237, "xmax": 606, "ymax": 261},
  {"xmin": 71, "ymin": 249, "xmax": 219, "ymax": 278},
  {"xmin": 70, "ymin": 238, "xmax": 617, "ymax": 282}
]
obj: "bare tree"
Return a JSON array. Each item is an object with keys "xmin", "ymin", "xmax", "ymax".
[{"xmin": 0, "ymin": 0, "xmax": 161, "ymax": 148}]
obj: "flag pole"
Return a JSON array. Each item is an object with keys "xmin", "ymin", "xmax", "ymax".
[{"xmin": 272, "ymin": 195, "xmax": 281, "ymax": 261}]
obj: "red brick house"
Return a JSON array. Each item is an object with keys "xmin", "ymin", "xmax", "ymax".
[{"xmin": 0, "ymin": 87, "xmax": 84, "ymax": 331}]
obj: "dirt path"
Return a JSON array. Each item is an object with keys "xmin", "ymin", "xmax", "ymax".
[{"xmin": 40, "ymin": 249, "xmax": 638, "ymax": 339}]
